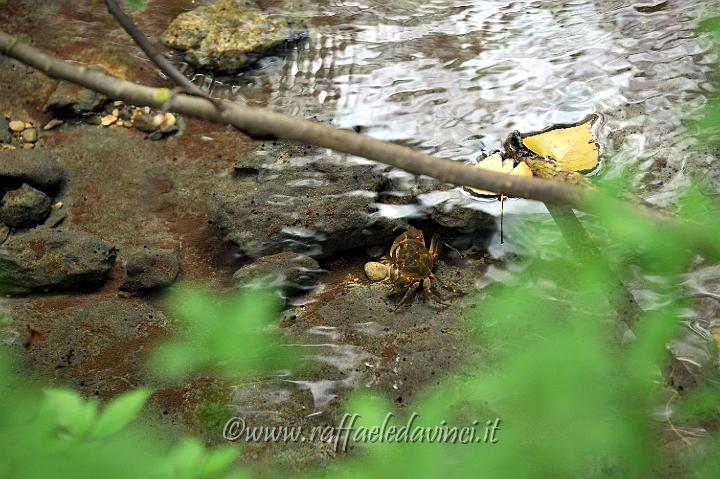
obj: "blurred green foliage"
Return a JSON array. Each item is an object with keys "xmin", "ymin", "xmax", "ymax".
[
  {"xmin": 148, "ymin": 285, "xmax": 294, "ymax": 381},
  {"xmin": 123, "ymin": 0, "xmax": 147, "ymax": 11}
]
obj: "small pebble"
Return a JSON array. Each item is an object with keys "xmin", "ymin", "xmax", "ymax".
[
  {"xmin": 0, "ymin": 144, "xmax": 16, "ymax": 151},
  {"xmin": 22, "ymin": 143, "xmax": 35, "ymax": 150},
  {"xmin": 8, "ymin": 120, "xmax": 24, "ymax": 132},
  {"xmin": 43, "ymin": 119, "xmax": 64, "ymax": 131},
  {"xmin": 364, "ymin": 261, "xmax": 388, "ymax": 282},
  {"xmin": 21, "ymin": 128, "xmax": 38, "ymax": 143},
  {"xmin": 100, "ymin": 115, "xmax": 118, "ymax": 127},
  {"xmin": 113, "ymin": 100, "xmax": 125, "ymax": 107},
  {"xmin": 52, "ymin": 201, "xmax": 64, "ymax": 209},
  {"xmin": 23, "ymin": 122, "xmax": 33, "ymax": 129}
]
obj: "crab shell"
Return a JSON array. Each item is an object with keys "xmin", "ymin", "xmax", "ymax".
[{"xmin": 388, "ymin": 226, "xmax": 438, "ymax": 286}]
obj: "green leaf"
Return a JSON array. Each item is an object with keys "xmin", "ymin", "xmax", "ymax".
[
  {"xmin": 91, "ymin": 388, "xmax": 151, "ymax": 439},
  {"xmin": 42, "ymin": 389, "xmax": 84, "ymax": 428},
  {"xmin": 169, "ymin": 437, "xmax": 206, "ymax": 479},
  {"xmin": 122, "ymin": 0, "xmax": 147, "ymax": 10},
  {"xmin": 199, "ymin": 447, "xmax": 238, "ymax": 478}
]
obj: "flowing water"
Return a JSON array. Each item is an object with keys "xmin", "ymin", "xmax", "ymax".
[{"xmin": 183, "ymin": 0, "xmax": 717, "ymax": 205}]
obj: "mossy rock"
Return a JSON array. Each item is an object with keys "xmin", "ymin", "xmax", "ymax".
[{"xmin": 162, "ymin": 0, "xmax": 306, "ymax": 73}]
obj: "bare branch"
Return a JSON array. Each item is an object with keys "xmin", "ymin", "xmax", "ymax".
[
  {"xmin": 103, "ymin": 0, "xmax": 204, "ymax": 97},
  {"xmin": 102, "ymin": 0, "xmax": 277, "ymax": 140}
]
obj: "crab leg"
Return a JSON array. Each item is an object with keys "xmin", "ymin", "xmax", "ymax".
[
  {"xmin": 428, "ymin": 233, "xmax": 441, "ymax": 261},
  {"xmin": 433, "ymin": 274, "xmax": 464, "ymax": 296},
  {"xmin": 423, "ymin": 277, "xmax": 449, "ymax": 307},
  {"xmin": 395, "ymin": 281, "xmax": 421, "ymax": 309}
]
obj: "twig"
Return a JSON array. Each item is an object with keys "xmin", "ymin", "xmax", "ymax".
[
  {"xmin": 103, "ymin": 0, "xmax": 203, "ymax": 97},
  {"xmin": 102, "ymin": 0, "xmax": 276, "ymax": 140}
]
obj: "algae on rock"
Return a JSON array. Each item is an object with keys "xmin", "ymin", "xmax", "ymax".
[{"xmin": 162, "ymin": 0, "xmax": 305, "ymax": 73}]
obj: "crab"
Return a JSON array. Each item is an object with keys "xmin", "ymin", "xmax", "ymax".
[{"xmin": 386, "ymin": 226, "xmax": 461, "ymax": 309}]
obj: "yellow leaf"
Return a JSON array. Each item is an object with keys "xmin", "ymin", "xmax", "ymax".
[
  {"xmin": 521, "ymin": 115, "xmax": 599, "ymax": 171},
  {"xmin": 467, "ymin": 153, "xmax": 515, "ymax": 196},
  {"xmin": 510, "ymin": 162, "xmax": 533, "ymax": 177}
]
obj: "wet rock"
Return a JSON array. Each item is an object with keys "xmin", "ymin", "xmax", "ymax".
[
  {"xmin": 207, "ymin": 144, "xmax": 403, "ymax": 259},
  {"xmin": 120, "ymin": 247, "xmax": 180, "ymax": 294},
  {"xmin": 8, "ymin": 120, "xmax": 25, "ymax": 133},
  {"xmin": 21, "ymin": 128, "xmax": 38, "ymax": 144},
  {"xmin": 162, "ymin": 0, "xmax": 306, "ymax": 73},
  {"xmin": 420, "ymin": 188, "xmax": 496, "ymax": 233},
  {"xmin": 44, "ymin": 69, "xmax": 109, "ymax": 117},
  {"xmin": 233, "ymin": 251, "xmax": 321, "ymax": 296},
  {"xmin": 0, "ymin": 150, "xmax": 64, "ymax": 193},
  {"xmin": 667, "ymin": 331, "xmax": 719, "ymax": 394},
  {"xmin": 364, "ymin": 261, "xmax": 388, "ymax": 281},
  {"xmin": 0, "ymin": 183, "xmax": 52, "ymax": 228},
  {"xmin": 44, "ymin": 202, "xmax": 67, "ymax": 228},
  {"xmin": 0, "ymin": 116, "xmax": 11, "ymax": 144},
  {"xmin": 130, "ymin": 109, "xmax": 180, "ymax": 139},
  {"xmin": 0, "ymin": 223, "xmax": 9, "ymax": 244},
  {"xmin": 6, "ymin": 299, "xmax": 167, "ymax": 397},
  {"xmin": 0, "ymin": 229, "xmax": 117, "ymax": 294},
  {"xmin": 43, "ymin": 119, "xmax": 64, "ymax": 131}
]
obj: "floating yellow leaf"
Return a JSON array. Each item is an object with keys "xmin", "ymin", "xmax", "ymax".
[
  {"xmin": 468, "ymin": 153, "xmax": 533, "ymax": 196},
  {"xmin": 467, "ymin": 153, "xmax": 512, "ymax": 196},
  {"xmin": 510, "ymin": 161, "xmax": 533, "ymax": 178},
  {"xmin": 521, "ymin": 115, "xmax": 599, "ymax": 171}
]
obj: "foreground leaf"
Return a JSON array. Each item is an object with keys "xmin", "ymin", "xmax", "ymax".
[{"xmin": 91, "ymin": 388, "xmax": 151, "ymax": 439}]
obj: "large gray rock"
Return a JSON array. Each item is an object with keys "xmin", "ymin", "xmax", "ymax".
[
  {"xmin": 233, "ymin": 251, "xmax": 321, "ymax": 296},
  {"xmin": 208, "ymin": 144, "xmax": 403, "ymax": 259},
  {"xmin": 0, "ymin": 183, "xmax": 52, "ymax": 228},
  {"xmin": 120, "ymin": 247, "xmax": 180, "ymax": 294},
  {"xmin": 43, "ymin": 69, "xmax": 109, "ymax": 117},
  {"xmin": 0, "ymin": 229, "xmax": 117, "ymax": 294},
  {"xmin": 162, "ymin": 0, "xmax": 305, "ymax": 73},
  {"xmin": 0, "ymin": 150, "xmax": 64, "ymax": 193}
]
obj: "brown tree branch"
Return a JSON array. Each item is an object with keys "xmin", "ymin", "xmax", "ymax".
[
  {"xmin": 102, "ymin": 0, "xmax": 276, "ymax": 140},
  {"xmin": 103, "ymin": 0, "xmax": 203, "ymax": 97},
  {"xmin": 0, "ymin": 29, "xmax": 588, "ymax": 207}
]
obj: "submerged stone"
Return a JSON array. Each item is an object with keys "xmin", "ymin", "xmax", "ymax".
[
  {"xmin": 0, "ymin": 116, "xmax": 11, "ymax": 144},
  {"xmin": 207, "ymin": 143, "xmax": 403, "ymax": 259},
  {"xmin": 233, "ymin": 251, "xmax": 321, "ymax": 296},
  {"xmin": 44, "ymin": 67, "xmax": 109, "ymax": 117},
  {"xmin": 162, "ymin": 0, "xmax": 306, "ymax": 73}
]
